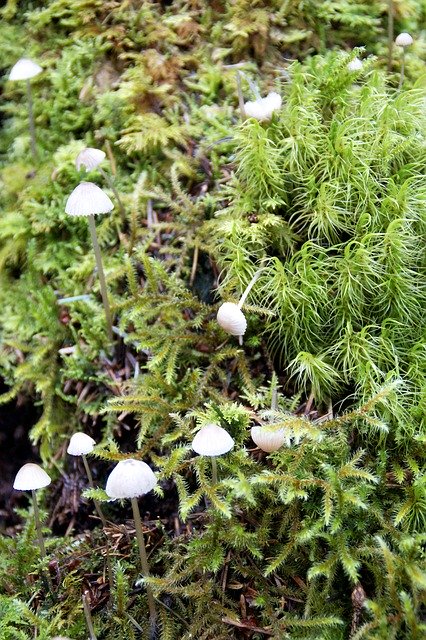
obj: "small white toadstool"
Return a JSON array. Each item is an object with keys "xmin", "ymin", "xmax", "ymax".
[
  {"xmin": 244, "ymin": 92, "xmax": 282, "ymax": 121},
  {"xmin": 67, "ymin": 432, "xmax": 96, "ymax": 456},
  {"xmin": 395, "ymin": 32, "xmax": 413, "ymax": 47},
  {"xmin": 347, "ymin": 57, "xmax": 363, "ymax": 72},
  {"xmin": 76, "ymin": 148, "xmax": 106, "ymax": 172},
  {"xmin": 9, "ymin": 58, "xmax": 43, "ymax": 162},
  {"xmin": 192, "ymin": 423, "xmax": 234, "ymax": 485},
  {"xmin": 217, "ymin": 302, "xmax": 247, "ymax": 342},
  {"xmin": 76, "ymin": 148, "xmax": 126, "ymax": 221},
  {"xmin": 65, "ymin": 182, "xmax": 114, "ymax": 340},
  {"xmin": 250, "ymin": 425, "xmax": 287, "ymax": 453},
  {"xmin": 13, "ymin": 463, "xmax": 53, "ymax": 592},
  {"xmin": 395, "ymin": 33, "xmax": 413, "ymax": 90},
  {"xmin": 105, "ymin": 459, "xmax": 157, "ymax": 624}
]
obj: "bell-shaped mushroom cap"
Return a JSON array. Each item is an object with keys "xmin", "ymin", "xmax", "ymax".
[
  {"xmin": 244, "ymin": 92, "xmax": 282, "ymax": 121},
  {"xmin": 105, "ymin": 459, "xmax": 157, "ymax": 500},
  {"xmin": 192, "ymin": 423, "xmax": 234, "ymax": 457},
  {"xmin": 251, "ymin": 426, "xmax": 287, "ymax": 453},
  {"xmin": 76, "ymin": 147, "xmax": 106, "ymax": 172},
  {"xmin": 217, "ymin": 302, "xmax": 247, "ymax": 337},
  {"xmin": 13, "ymin": 463, "xmax": 51, "ymax": 491},
  {"xmin": 9, "ymin": 58, "xmax": 43, "ymax": 81},
  {"xmin": 395, "ymin": 32, "xmax": 413, "ymax": 47},
  {"xmin": 65, "ymin": 181, "xmax": 114, "ymax": 217},
  {"xmin": 67, "ymin": 432, "xmax": 96, "ymax": 456},
  {"xmin": 347, "ymin": 57, "xmax": 363, "ymax": 72}
]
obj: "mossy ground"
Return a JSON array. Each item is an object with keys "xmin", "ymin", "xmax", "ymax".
[{"xmin": 0, "ymin": 2, "xmax": 425, "ymax": 639}]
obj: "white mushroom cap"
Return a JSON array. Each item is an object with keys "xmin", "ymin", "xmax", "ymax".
[
  {"xmin": 67, "ymin": 432, "xmax": 96, "ymax": 456},
  {"xmin": 105, "ymin": 459, "xmax": 157, "ymax": 500},
  {"xmin": 13, "ymin": 463, "xmax": 51, "ymax": 491},
  {"xmin": 192, "ymin": 423, "xmax": 234, "ymax": 457},
  {"xmin": 251, "ymin": 425, "xmax": 287, "ymax": 453},
  {"xmin": 244, "ymin": 92, "xmax": 282, "ymax": 121},
  {"xmin": 9, "ymin": 58, "xmax": 43, "ymax": 81},
  {"xmin": 65, "ymin": 181, "xmax": 114, "ymax": 217},
  {"xmin": 217, "ymin": 302, "xmax": 247, "ymax": 337},
  {"xmin": 395, "ymin": 32, "xmax": 413, "ymax": 47},
  {"xmin": 347, "ymin": 57, "xmax": 363, "ymax": 72},
  {"xmin": 76, "ymin": 147, "xmax": 106, "ymax": 172}
]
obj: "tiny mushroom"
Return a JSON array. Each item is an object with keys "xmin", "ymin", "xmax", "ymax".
[
  {"xmin": 244, "ymin": 91, "xmax": 282, "ymax": 121},
  {"xmin": 67, "ymin": 432, "xmax": 106, "ymax": 527},
  {"xmin": 13, "ymin": 463, "xmax": 54, "ymax": 592},
  {"xmin": 65, "ymin": 182, "xmax": 114, "ymax": 340},
  {"xmin": 9, "ymin": 58, "xmax": 43, "ymax": 162},
  {"xmin": 216, "ymin": 270, "xmax": 261, "ymax": 345},
  {"xmin": 251, "ymin": 425, "xmax": 287, "ymax": 453},
  {"xmin": 395, "ymin": 33, "xmax": 413, "ymax": 90},
  {"xmin": 105, "ymin": 459, "xmax": 158, "ymax": 624},
  {"xmin": 192, "ymin": 423, "xmax": 234, "ymax": 485},
  {"xmin": 347, "ymin": 57, "xmax": 363, "ymax": 72},
  {"xmin": 76, "ymin": 147, "xmax": 126, "ymax": 221}
]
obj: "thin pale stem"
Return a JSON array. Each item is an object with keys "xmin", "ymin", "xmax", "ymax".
[
  {"xmin": 238, "ymin": 269, "xmax": 262, "ymax": 309},
  {"xmin": 387, "ymin": 0, "xmax": 394, "ymax": 72},
  {"xmin": 304, "ymin": 390, "xmax": 315, "ymax": 416},
  {"xmin": 26, "ymin": 79, "xmax": 37, "ymax": 162},
  {"xmin": 189, "ymin": 242, "xmax": 199, "ymax": 287},
  {"xmin": 211, "ymin": 457, "xmax": 218, "ymax": 485},
  {"xmin": 82, "ymin": 455, "xmax": 114, "ymax": 603},
  {"xmin": 83, "ymin": 591, "xmax": 98, "ymax": 640},
  {"xmin": 271, "ymin": 380, "xmax": 278, "ymax": 412},
  {"xmin": 398, "ymin": 48, "xmax": 405, "ymax": 90},
  {"xmin": 236, "ymin": 71, "xmax": 246, "ymax": 119},
  {"xmin": 98, "ymin": 167, "xmax": 126, "ymax": 223},
  {"xmin": 31, "ymin": 490, "xmax": 54, "ymax": 595},
  {"xmin": 87, "ymin": 214, "xmax": 113, "ymax": 341},
  {"xmin": 131, "ymin": 497, "xmax": 157, "ymax": 624}
]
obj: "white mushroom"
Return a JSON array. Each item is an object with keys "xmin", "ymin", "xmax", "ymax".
[
  {"xmin": 65, "ymin": 182, "xmax": 114, "ymax": 340},
  {"xmin": 67, "ymin": 432, "xmax": 96, "ymax": 456},
  {"xmin": 9, "ymin": 58, "xmax": 42, "ymax": 81},
  {"xmin": 13, "ymin": 463, "xmax": 53, "ymax": 592},
  {"xmin": 9, "ymin": 58, "xmax": 43, "ymax": 161},
  {"xmin": 105, "ymin": 459, "xmax": 157, "ymax": 623},
  {"xmin": 76, "ymin": 147, "xmax": 106, "ymax": 172},
  {"xmin": 192, "ymin": 423, "xmax": 234, "ymax": 485},
  {"xmin": 347, "ymin": 57, "xmax": 363, "ymax": 72},
  {"xmin": 217, "ymin": 302, "xmax": 247, "ymax": 340},
  {"xmin": 251, "ymin": 425, "xmax": 287, "ymax": 453},
  {"xmin": 395, "ymin": 32, "xmax": 413, "ymax": 47},
  {"xmin": 244, "ymin": 92, "xmax": 282, "ymax": 121}
]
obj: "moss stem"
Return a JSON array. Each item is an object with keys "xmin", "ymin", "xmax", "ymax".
[
  {"xmin": 387, "ymin": 0, "xmax": 394, "ymax": 72},
  {"xmin": 131, "ymin": 497, "xmax": 157, "ymax": 624},
  {"xmin": 83, "ymin": 591, "xmax": 98, "ymax": 640},
  {"xmin": 236, "ymin": 71, "xmax": 246, "ymax": 119},
  {"xmin": 26, "ymin": 79, "xmax": 37, "ymax": 162},
  {"xmin": 88, "ymin": 214, "xmax": 113, "ymax": 340}
]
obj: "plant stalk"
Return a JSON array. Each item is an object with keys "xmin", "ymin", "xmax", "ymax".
[
  {"xmin": 88, "ymin": 214, "xmax": 113, "ymax": 341},
  {"xmin": 387, "ymin": 0, "xmax": 394, "ymax": 72},
  {"xmin": 98, "ymin": 167, "xmax": 126, "ymax": 224},
  {"xmin": 211, "ymin": 457, "xmax": 218, "ymax": 485},
  {"xmin": 398, "ymin": 48, "xmax": 405, "ymax": 90},
  {"xmin": 31, "ymin": 490, "xmax": 54, "ymax": 595},
  {"xmin": 26, "ymin": 79, "xmax": 37, "ymax": 162},
  {"xmin": 83, "ymin": 591, "xmax": 98, "ymax": 640},
  {"xmin": 238, "ymin": 269, "xmax": 262, "ymax": 309},
  {"xmin": 236, "ymin": 71, "xmax": 246, "ymax": 119},
  {"xmin": 131, "ymin": 497, "xmax": 157, "ymax": 624}
]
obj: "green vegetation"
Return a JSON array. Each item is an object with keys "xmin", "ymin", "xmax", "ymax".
[{"xmin": 0, "ymin": 1, "xmax": 425, "ymax": 639}]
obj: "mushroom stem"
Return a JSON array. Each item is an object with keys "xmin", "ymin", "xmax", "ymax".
[
  {"xmin": 81, "ymin": 455, "xmax": 114, "ymax": 603},
  {"xmin": 211, "ymin": 457, "xmax": 218, "ymax": 485},
  {"xmin": 238, "ymin": 269, "xmax": 262, "ymax": 309},
  {"xmin": 83, "ymin": 591, "xmax": 98, "ymax": 640},
  {"xmin": 26, "ymin": 79, "xmax": 37, "ymax": 162},
  {"xmin": 236, "ymin": 71, "xmax": 246, "ymax": 119},
  {"xmin": 130, "ymin": 497, "xmax": 157, "ymax": 624},
  {"xmin": 31, "ymin": 490, "xmax": 54, "ymax": 594},
  {"xmin": 87, "ymin": 214, "xmax": 113, "ymax": 341},
  {"xmin": 98, "ymin": 167, "xmax": 126, "ymax": 224},
  {"xmin": 82, "ymin": 455, "xmax": 107, "ymax": 528},
  {"xmin": 387, "ymin": 0, "xmax": 394, "ymax": 72},
  {"xmin": 398, "ymin": 48, "xmax": 405, "ymax": 90}
]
